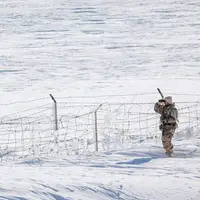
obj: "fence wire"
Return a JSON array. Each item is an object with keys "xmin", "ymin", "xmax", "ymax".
[{"xmin": 0, "ymin": 94, "xmax": 200, "ymax": 161}]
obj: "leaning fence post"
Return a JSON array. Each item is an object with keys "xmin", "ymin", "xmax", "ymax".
[
  {"xmin": 49, "ymin": 94, "xmax": 58, "ymax": 131},
  {"xmin": 94, "ymin": 104, "xmax": 103, "ymax": 152}
]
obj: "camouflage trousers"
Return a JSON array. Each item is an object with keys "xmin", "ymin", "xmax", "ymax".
[{"xmin": 162, "ymin": 126, "xmax": 176, "ymax": 156}]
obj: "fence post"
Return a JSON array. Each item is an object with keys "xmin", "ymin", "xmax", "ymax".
[
  {"xmin": 49, "ymin": 94, "xmax": 58, "ymax": 131},
  {"xmin": 94, "ymin": 104, "xmax": 103, "ymax": 152}
]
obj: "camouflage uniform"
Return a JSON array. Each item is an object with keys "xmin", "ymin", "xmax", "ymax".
[{"xmin": 154, "ymin": 97, "xmax": 178, "ymax": 157}]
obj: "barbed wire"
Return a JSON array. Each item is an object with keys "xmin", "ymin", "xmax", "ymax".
[
  {"xmin": 0, "ymin": 97, "xmax": 50, "ymax": 106},
  {"xmin": 0, "ymin": 96, "xmax": 200, "ymax": 161},
  {"xmin": 1, "ymin": 92, "xmax": 200, "ymax": 106},
  {"xmin": 0, "ymin": 103, "xmax": 52, "ymax": 118}
]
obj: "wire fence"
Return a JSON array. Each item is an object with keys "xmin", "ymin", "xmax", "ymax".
[{"xmin": 0, "ymin": 93, "xmax": 200, "ymax": 161}]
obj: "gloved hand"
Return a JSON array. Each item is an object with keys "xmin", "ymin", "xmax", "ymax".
[
  {"xmin": 158, "ymin": 99, "xmax": 166, "ymax": 103},
  {"xmin": 158, "ymin": 99, "xmax": 165, "ymax": 106}
]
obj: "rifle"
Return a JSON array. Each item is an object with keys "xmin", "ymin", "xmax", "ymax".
[{"xmin": 157, "ymin": 88, "xmax": 165, "ymax": 102}]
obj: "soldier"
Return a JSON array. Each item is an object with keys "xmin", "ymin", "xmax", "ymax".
[{"xmin": 154, "ymin": 96, "xmax": 178, "ymax": 157}]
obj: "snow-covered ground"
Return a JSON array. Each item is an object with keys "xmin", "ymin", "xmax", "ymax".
[
  {"xmin": 0, "ymin": 0, "xmax": 200, "ymax": 97},
  {"xmin": 1, "ymin": 0, "xmax": 200, "ymax": 199},
  {"xmin": 0, "ymin": 137, "xmax": 200, "ymax": 200}
]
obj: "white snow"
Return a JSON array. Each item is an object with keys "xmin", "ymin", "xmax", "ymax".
[
  {"xmin": 0, "ymin": 137, "xmax": 200, "ymax": 200},
  {"xmin": 0, "ymin": 0, "xmax": 200, "ymax": 199}
]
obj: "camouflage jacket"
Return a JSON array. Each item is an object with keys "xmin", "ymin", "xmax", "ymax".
[{"xmin": 154, "ymin": 102, "xmax": 178, "ymax": 125}]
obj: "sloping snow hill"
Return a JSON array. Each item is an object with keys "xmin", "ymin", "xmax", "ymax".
[{"xmin": 0, "ymin": 136, "xmax": 200, "ymax": 200}]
